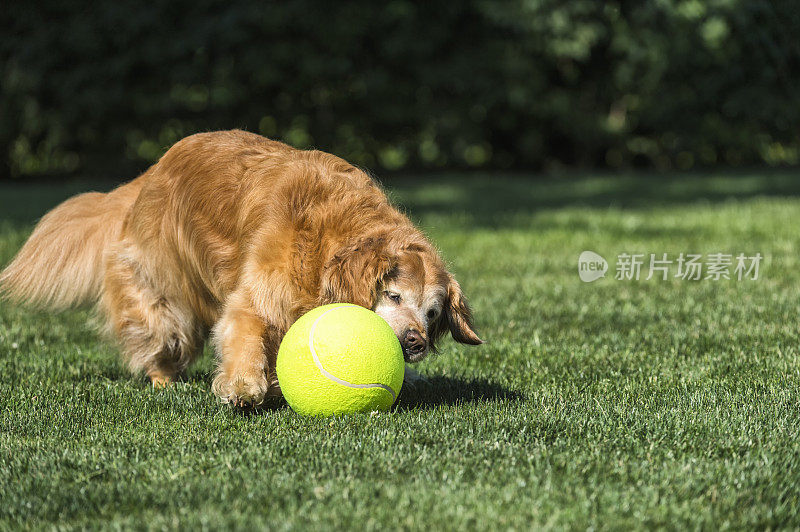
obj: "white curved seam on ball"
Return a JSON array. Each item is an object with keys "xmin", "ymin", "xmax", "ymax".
[{"xmin": 308, "ymin": 305, "xmax": 397, "ymax": 402}]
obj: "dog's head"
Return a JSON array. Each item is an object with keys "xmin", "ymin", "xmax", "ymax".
[{"xmin": 320, "ymin": 233, "xmax": 482, "ymax": 362}]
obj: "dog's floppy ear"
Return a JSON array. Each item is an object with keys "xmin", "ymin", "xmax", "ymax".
[
  {"xmin": 320, "ymin": 237, "xmax": 396, "ymax": 308},
  {"xmin": 443, "ymin": 274, "xmax": 483, "ymax": 345}
]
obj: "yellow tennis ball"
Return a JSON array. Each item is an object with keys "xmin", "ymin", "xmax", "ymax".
[{"xmin": 276, "ymin": 304, "xmax": 404, "ymax": 416}]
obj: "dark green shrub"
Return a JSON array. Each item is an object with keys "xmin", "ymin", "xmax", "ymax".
[{"xmin": 1, "ymin": 0, "xmax": 798, "ymax": 178}]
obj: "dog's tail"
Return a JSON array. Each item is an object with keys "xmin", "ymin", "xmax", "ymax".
[{"xmin": 0, "ymin": 179, "xmax": 142, "ymax": 310}]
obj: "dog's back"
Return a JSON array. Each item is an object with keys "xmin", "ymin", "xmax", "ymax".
[{"xmin": 116, "ymin": 130, "xmax": 403, "ymax": 307}]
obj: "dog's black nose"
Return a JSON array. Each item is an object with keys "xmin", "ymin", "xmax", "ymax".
[{"xmin": 402, "ymin": 329, "xmax": 427, "ymax": 355}]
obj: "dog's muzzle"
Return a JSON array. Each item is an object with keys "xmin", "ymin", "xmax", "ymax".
[{"xmin": 401, "ymin": 329, "xmax": 427, "ymax": 362}]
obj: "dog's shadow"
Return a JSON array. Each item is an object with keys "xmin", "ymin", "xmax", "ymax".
[
  {"xmin": 393, "ymin": 375, "xmax": 523, "ymax": 411},
  {"xmin": 188, "ymin": 374, "xmax": 523, "ymax": 415}
]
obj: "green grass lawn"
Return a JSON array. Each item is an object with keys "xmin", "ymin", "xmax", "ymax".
[{"xmin": 2, "ymin": 171, "xmax": 800, "ymax": 530}]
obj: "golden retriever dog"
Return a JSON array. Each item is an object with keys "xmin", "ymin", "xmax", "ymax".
[{"xmin": 0, "ymin": 130, "xmax": 482, "ymax": 406}]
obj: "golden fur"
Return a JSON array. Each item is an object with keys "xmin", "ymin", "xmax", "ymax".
[{"xmin": 0, "ymin": 130, "xmax": 481, "ymax": 405}]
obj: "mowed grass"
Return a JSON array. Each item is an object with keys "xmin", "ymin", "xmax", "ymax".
[{"xmin": 2, "ymin": 171, "xmax": 800, "ymax": 530}]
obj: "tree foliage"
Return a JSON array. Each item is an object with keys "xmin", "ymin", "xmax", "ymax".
[{"xmin": 2, "ymin": 0, "xmax": 798, "ymax": 178}]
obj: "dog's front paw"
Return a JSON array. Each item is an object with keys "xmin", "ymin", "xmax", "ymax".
[{"xmin": 212, "ymin": 369, "xmax": 271, "ymax": 407}]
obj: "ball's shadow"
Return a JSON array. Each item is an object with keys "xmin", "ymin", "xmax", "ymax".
[
  {"xmin": 393, "ymin": 375, "xmax": 524, "ymax": 411},
  {"xmin": 183, "ymin": 372, "xmax": 523, "ymax": 415}
]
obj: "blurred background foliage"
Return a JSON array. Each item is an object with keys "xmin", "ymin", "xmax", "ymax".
[{"xmin": 1, "ymin": 0, "xmax": 799, "ymax": 180}]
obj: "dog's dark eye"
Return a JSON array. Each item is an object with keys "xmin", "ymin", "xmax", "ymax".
[
  {"xmin": 385, "ymin": 291, "xmax": 401, "ymax": 303},
  {"xmin": 427, "ymin": 308, "xmax": 439, "ymax": 320}
]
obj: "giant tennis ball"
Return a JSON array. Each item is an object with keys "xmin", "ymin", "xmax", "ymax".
[{"xmin": 276, "ymin": 304, "xmax": 404, "ymax": 416}]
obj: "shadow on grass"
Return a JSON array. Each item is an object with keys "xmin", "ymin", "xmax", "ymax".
[
  {"xmin": 384, "ymin": 169, "xmax": 800, "ymax": 227},
  {"xmin": 180, "ymin": 372, "xmax": 522, "ymax": 413},
  {"xmin": 394, "ymin": 375, "xmax": 524, "ymax": 411},
  {"xmin": 2, "ymin": 169, "xmax": 800, "ymax": 229},
  {"xmin": 0, "ymin": 180, "xmax": 119, "ymax": 225}
]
